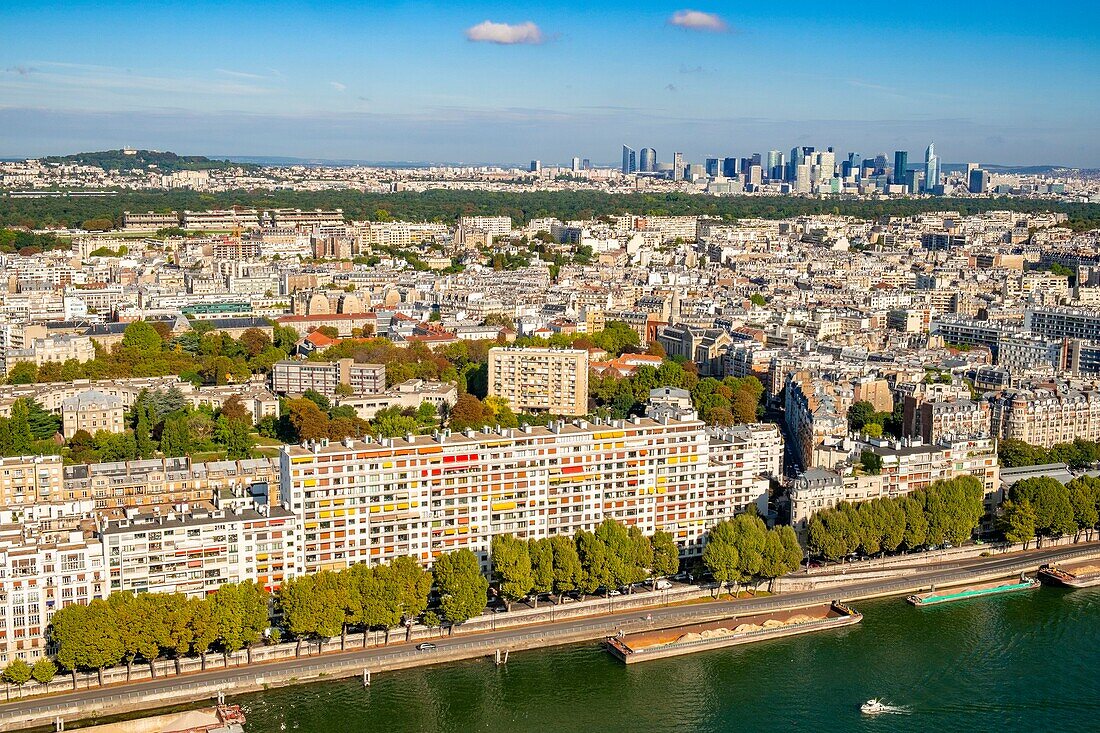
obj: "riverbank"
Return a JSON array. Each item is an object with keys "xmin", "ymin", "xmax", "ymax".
[{"xmin": 3, "ymin": 541, "xmax": 1099, "ymax": 732}]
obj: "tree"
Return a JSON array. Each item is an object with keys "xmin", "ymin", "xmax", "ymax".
[
  {"xmin": 121, "ymin": 321, "xmax": 164, "ymax": 355},
  {"xmin": 434, "ymin": 549, "xmax": 489, "ymax": 629},
  {"xmin": 448, "ymin": 393, "xmax": 489, "ymax": 432},
  {"xmin": 549, "ymin": 535, "xmax": 583, "ymax": 603},
  {"xmin": 1067, "ymin": 476, "xmax": 1100, "ymax": 541},
  {"xmin": 6, "ymin": 361, "xmax": 37, "ymax": 385},
  {"xmin": 135, "ymin": 404, "xmax": 156, "ymax": 459},
  {"xmin": 3, "ymin": 658, "xmax": 31, "ymax": 689},
  {"xmin": 30, "ymin": 658, "xmax": 56, "ymax": 690},
  {"xmin": 22, "ymin": 399, "xmax": 60, "ymax": 439},
  {"xmin": 219, "ymin": 395, "xmax": 252, "ymax": 425},
  {"xmin": 491, "ymin": 534, "xmax": 533, "ymax": 610},
  {"xmin": 8, "ymin": 400, "xmax": 34, "ymax": 454},
  {"xmin": 750, "ymin": 293, "xmax": 767, "ymax": 307},
  {"xmin": 847, "ymin": 401, "xmax": 877, "ymax": 432},
  {"xmin": 389, "ymin": 555, "xmax": 432, "ymax": 638},
  {"xmin": 702, "ymin": 520, "xmax": 741, "ymax": 597},
  {"xmin": 214, "ymin": 416, "xmax": 254, "ymax": 460},
  {"xmin": 82, "ymin": 598, "xmax": 125, "ymax": 685},
  {"xmin": 213, "ymin": 581, "xmax": 270, "ymax": 662},
  {"xmin": 650, "ymin": 531, "xmax": 680, "ymax": 590},
  {"xmin": 287, "ymin": 398, "xmax": 330, "ymax": 441},
  {"xmin": 370, "ymin": 407, "xmax": 418, "ymax": 439},
  {"xmin": 1002, "ymin": 499, "xmax": 1038, "ymax": 548},
  {"xmin": 575, "ymin": 529, "xmax": 612, "ymax": 594},
  {"xmin": 160, "ymin": 414, "xmax": 193, "ymax": 457},
  {"xmin": 860, "ymin": 449, "xmax": 883, "ymax": 475},
  {"xmin": 528, "ymin": 538, "xmax": 554, "ymax": 607},
  {"xmin": 239, "ymin": 328, "xmax": 272, "ymax": 358},
  {"xmin": 1010, "ymin": 476, "xmax": 1077, "ymax": 539}
]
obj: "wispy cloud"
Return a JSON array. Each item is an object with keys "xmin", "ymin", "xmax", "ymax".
[
  {"xmin": 668, "ymin": 10, "xmax": 729, "ymax": 33},
  {"xmin": 465, "ymin": 20, "xmax": 544, "ymax": 45},
  {"xmin": 2, "ymin": 61, "xmax": 272, "ymax": 97},
  {"xmin": 216, "ymin": 68, "xmax": 267, "ymax": 80},
  {"xmin": 665, "ymin": 83, "xmax": 678, "ymax": 92},
  {"xmin": 329, "ymin": 81, "xmax": 347, "ymax": 92},
  {"xmin": 5, "ymin": 66, "xmax": 37, "ymax": 76},
  {"xmin": 679, "ymin": 64, "xmax": 706, "ymax": 74}
]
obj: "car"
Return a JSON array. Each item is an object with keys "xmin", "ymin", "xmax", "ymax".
[
  {"xmin": 655, "ymin": 579, "xmax": 672, "ymax": 590},
  {"xmin": 416, "ymin": 643, "xmax": 436, "ymax": 651},
  {"xmin": 943, "ymin": 542, "xmax": 954, "ymax": 549},
  {"xmin": 608, "ymin": 589, "xmax": 622, "ymax": 597}
]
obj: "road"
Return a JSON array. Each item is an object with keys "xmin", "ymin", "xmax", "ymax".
[{"xmin": 0, "ymin": 541, "xmax": 1096, "ymax": 731}]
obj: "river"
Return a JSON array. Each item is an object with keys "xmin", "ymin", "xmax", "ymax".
[{"xmin": 234, "ymin": 586, "xmax": 1100, "ymax": 732}]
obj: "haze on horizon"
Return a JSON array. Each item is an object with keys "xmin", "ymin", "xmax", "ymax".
[{"xmin": 1, "ymin": 0, "xmax": 1098, "ymax": 167}]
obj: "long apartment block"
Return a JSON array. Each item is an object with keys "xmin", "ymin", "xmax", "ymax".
[
  {"xmin": 280, "ymin": 410, "xmax": 758, "ymax": 574},
  {"xmin": 272, "ymin": 359, "xmax": 386, "ymax": 396}
]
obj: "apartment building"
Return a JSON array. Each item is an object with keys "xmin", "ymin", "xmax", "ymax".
[
  {"xmin": 989, "ymin": 386, "xmax": 1100, "ymax": 447},
  {"xmin": 789, "ymin": 436, "xmax": 999, "ymax": 530},
  {"xmin": 100, "ymin": 501, "xmax": 296, "ymax": 597},
  {"xmin": 487, "ymin": 347, "xmax": 588, "ymax": 417},
  {"xmin": 62, "ymin": 457, "xmax": 280, "ymax": 510},
  {"xmin": 272, "ymin": 359, "xmax": 386, "ymax": 396},
  {"xmin": 280, "ymin": 409, "xmax": 732, "ymax": 573},
  {"xmin": 704, "ymin": 423, "xmax": 784, "ymax": 522},
  {"xmin": 122, "ymin": 211, "xmax": 182, "ymax": 231},
  {"xmin": 182, "ymin": 209, "xmax": 261, "ymax": 231},
  {"xmin": 0, "ymin": 456, "xmax": 64, "ymax": 507},
  {"xmin": 457, "ymin": 216, "xmax": 512, "ymax": 237},
  {"xmin": 0, "ymin": 519, "xmax": 106, "ymax": 663},
  {"xmin": 338, "ymin": 379, "xmax": 458, "ymax": 420},
  {"xmin": 903, "ymin": 395, "xmax": 991, "ymax": 443},
  {"xmin": 2, "ymin": 334, "xmax": 95, "ymax": 375},
  {"xmin": 61, "ymin": 389, "xmax": 125, "ymax": 438},
  {"xmin": 1025, "ymin": 306, "xmax": 1100, "ymax": 342}
]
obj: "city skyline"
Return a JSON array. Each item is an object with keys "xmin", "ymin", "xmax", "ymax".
[{"xmin": 1, "ymin": 1, "xmax": 1099, "ymax": 166}]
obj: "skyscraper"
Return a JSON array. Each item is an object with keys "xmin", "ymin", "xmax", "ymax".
[
  {"xmin": 924, "ymin": 143, "xmax": 940, "ymax": 192},
  {"xmin": 530, "ymin": 160, "xmax": 541, "ymax": 173},
  {"xmin": 639, "ymin": 148, "xmax": 657, "ymax": 172},
  {"xmin": 705, "ymin": 158, "xmax": 720, "ymax": 177},
  {"xmin": 722, "ymin": 157, "xmax": 738, "ymax": 178},
  {"xmin": 571, "ymin": 157, "xmax": 581, "ymax": 172},
  {"xmin": 873, "ymin": 154, "xmax": 889, "ymax": 176},
  {"xmin": 787, "ymin": 147, "xmax": 804, "ymax": 182},
  {"xmin": 968, "ymin": 168, "xmax": 990, "ymax": 194},
  {"xmin": 766, "ymin": 150, "xmax": 782, "ymax": 180},
  {"xmin": 621, "ymin": 145, "xmax": 637, "ymax": 174},
  {"xmin": 845, "ymin": 152, "xmax": 862, "ymax": 179},
  {"xmin": 672, "ymin": 152, "xmax": 684, "ymax": 181},
  {"xmin": 893, "ymin": 151, "xmax": 908, "ymax": 186}
]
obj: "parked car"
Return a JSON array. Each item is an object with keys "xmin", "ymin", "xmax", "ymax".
[
  {"xmin": 608, "ymin": 589, "xmax": 622, "ymax": 597},
  {"xmin": 416, "ymin": 643, "xmax": 436, "ymax": 651},
  {"xmin": 655, "ymin": 579, "xmax": 673, "ymax": 590}
]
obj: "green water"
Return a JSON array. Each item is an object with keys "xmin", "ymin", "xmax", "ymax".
[{"xmin": 235, "ymin": 587, "xmax": 1100, "ymax": 733}]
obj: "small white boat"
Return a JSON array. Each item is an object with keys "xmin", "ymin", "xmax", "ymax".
[
  {"xmin": 861, "ymin": 698, "xmax": 908, "ymax": 715},
  {"xmin": 861, "ymin": 699, "xmax": 888, "ymax": 715}
]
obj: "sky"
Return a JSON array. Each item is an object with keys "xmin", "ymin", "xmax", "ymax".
[{"xmin": 1, "ymin": 1, "xmax": 1098, "ymax": 166}]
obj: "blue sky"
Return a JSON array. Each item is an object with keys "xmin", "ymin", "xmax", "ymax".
[{"xmin": 2, "ymin": 1, "xmax": 1098, "ymax": 165}]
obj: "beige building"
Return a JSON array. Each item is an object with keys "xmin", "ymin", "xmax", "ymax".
[
  {"xmin": 0, "ymin": 455, "xmax": 64, "ymax": 506},
  {"xmin": 488, "ymin": 347, "xmax": 588, "ymax": 417},
  {"xmin": 61, "ymin": 389, "xmax": 125, "ymax": 438},
  {"xmin": 989, "ymin": 386, "xmax": 1100, "ymax": 447},
  {"xmin": 272, "ymin": 359, "xmax": 386, "ymax": 396}
]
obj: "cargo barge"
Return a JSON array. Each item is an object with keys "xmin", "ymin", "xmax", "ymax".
[
  {"xmin": 605, "ymin": 601, "xmax": 861, "ymax": 664},
  {"xmin": 1038, "ymin": 561, "xmax": 1100, "ymax": 589},
  {"xmin": 906, "ymin": 576, "xmax": 1039, "ymax": 606}
]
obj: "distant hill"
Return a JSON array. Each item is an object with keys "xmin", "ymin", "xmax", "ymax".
[{"xmin": 43, "ymin": 149, "xmax": 255, "ymax": 172}]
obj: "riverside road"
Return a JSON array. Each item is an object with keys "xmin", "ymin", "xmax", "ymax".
[{"xmin": 1, "ymin": 542, "xmax": 1097, "ymax": 731}]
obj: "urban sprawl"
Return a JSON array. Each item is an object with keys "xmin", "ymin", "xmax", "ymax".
[{"xmin": 0, "ymin": 147, "xmax": 1098, "ymax": 679}]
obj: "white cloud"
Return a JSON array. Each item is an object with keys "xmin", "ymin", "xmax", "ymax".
[
  {"xmin": 329, "ymin": 81, "xmax": 346, "ymax": 92},
  {"xmin": 465, "ymin": 20, "xmax": 544, "ymax": 45},
  {"xmin": 668, "ymin": 10, "xmax": 729, "ymax": 33}
]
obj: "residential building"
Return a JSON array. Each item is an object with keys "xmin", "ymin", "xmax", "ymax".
[
  {"xmin": 61, "ymin": 389, "xmax": 125, "ymax": 438},
  {"xmin": 487, "ymin": 347, "xmax": 588, "ymax": 416},
  {"xmin": 272, "ymin": 359, "xmax": 386, "ymax": 396}
]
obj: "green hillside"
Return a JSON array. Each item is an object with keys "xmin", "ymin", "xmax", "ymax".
[{"xmin": 43, "ymin": 149, "xmax": 252, "ymax": 172}]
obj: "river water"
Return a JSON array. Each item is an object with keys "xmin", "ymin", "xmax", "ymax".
[{"xmin": 235, "ymin": 586, "xmax": 1100, "ymax": 733}]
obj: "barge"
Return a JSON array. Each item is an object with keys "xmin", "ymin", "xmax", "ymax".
[
  {"xmin": 605, "ymin": 601, "xmax": 861, "ymax": 664},
  {"xmin": 1038, "ymin": 561, "xmax": 1100, "ymax": 589},
  {"xmin": 906, "ymin": 576, "xmax": 1039, "ymax": 606}
]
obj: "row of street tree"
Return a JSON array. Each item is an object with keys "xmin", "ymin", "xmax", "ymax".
[
  {"xmin": 1001, "ymin": 475, "xmax": 1100, "ymax": 546},
  {"xmin": 806, "ymin": 476, "xmax": 986, "ymax": 561},
  {"xmin": 25, "ymin": 515, "xmax": 811, "ymax": 689}
]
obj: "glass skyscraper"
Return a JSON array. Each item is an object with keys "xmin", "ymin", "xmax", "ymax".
[
  {"xmin": 639, "ymin": 148, "xmax": 656, "ymax": 172},
  {"xmin": 621, "ymin": 145, "xmax": 636, "ymax": 174},
  {"xmin": 924, "ymin": 143, "xmax": 940, "ymax": 192},
  {"xmin": 893, "ymin": 151, "xmax": 908, "ymax": 186}
]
